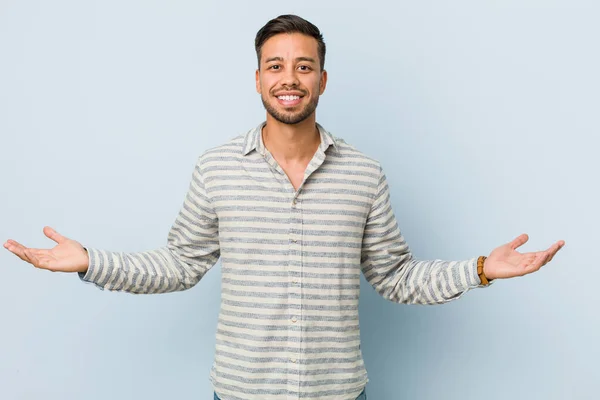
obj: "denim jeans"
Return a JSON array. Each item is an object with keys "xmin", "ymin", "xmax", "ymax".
[{"xmin": 214, "ymin": 389, "xmax": 366, "ymax": 399}]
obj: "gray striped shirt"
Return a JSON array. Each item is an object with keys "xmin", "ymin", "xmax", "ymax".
[{"xmin": 80, "ymin": 121, "xmax": 485, "ymax": 400}]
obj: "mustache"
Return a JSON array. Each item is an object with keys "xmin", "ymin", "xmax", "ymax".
[{"xmin": 271, "ymin": 87, "xmax": 307, "ymax": 96}]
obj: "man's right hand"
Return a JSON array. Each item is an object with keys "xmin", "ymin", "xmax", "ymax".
[{"xmin": 3, "ymin": 226, "xmax": 89, "ymax": 273}]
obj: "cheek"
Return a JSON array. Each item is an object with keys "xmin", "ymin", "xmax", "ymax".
[
  {"xmin": 260, "ymin": 79, "xmax": 276, "ymax": 96},
  {"xmin": 310, "ymin": 78, "xmax": 322, "ymax": 94}
]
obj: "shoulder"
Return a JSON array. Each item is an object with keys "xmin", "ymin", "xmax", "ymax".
[
  {"xmin": 195, "ymin": 130, "xmax": 250, "ymax": 170},
  {"xmin": 321, "ymin": 130, "xmax": 385, "ymax": 201},
  {"xmin": 328, "ymin": 133, "xmax": 383, "ymax": 176}
]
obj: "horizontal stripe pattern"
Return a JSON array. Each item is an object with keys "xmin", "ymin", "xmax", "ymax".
[{"xmin": 81, "ymin": 121, "xmax": 484, "ymax": 399}]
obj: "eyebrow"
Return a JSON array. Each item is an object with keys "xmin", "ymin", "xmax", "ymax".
[{"xmin": 264, "ymin": 56, "xmax": 317, "ymax": 64}]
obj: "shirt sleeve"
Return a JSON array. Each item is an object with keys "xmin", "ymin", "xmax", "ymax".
[
  {"xmin": 78, "ymin": 156, "xmax": 220, "ymax": 294},
  {"xmin": 360, "ymin": 166, "xmax": 487, "ymax": 305}
]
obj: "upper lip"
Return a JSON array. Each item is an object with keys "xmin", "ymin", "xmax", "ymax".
[{"xmin": 275, "ymin": 91, "xmax": 304, "ymax": 97}]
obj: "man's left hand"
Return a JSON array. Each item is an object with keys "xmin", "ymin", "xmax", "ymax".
[{"xmin": 484, "ymin": 234, "xmax": 565, "ymax": 280}]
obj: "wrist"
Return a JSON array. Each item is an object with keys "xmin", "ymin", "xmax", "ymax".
[
  {"xmin": 79, "ymin": 246, "xmax": 90, "ymax": 273},
  {"xmin": 477, "ymin": 256, "xmax": 492, "ymax": 285}
]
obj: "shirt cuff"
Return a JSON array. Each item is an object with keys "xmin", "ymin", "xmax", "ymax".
[
  {"xmin": 468, "ymin": 256, "xmax": 495, "ymax": 288},
  {"xmin": 77, "ymin": 247, "xmax": 103, "ymax": 289}
]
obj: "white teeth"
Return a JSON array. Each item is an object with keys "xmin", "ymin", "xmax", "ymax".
[{"xmin": 278, "ymin": 95, "xmax": 300, "ymax": 101}]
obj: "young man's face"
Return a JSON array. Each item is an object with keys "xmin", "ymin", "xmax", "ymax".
[{"xmin": 256, "ymin": 33, "xmax": 327, "ymax": 125}]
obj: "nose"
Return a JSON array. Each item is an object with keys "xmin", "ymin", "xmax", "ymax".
[{"xmin": 280, "ymin": 66, "xmax": 300, "ymax": 87}]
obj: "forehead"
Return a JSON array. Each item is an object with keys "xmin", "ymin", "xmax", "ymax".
[{"xmin": 260, "ymin": 32, "xmax": 319, "ymax": 62}]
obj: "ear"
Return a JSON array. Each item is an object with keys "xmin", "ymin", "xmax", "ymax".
[
  {"xmin": 319, "ymin": 70, "xmax": 328, "ymax": 95},
  {"xmin": 255, "ymin": 69, "xmax": 261, "ymax": 94}
]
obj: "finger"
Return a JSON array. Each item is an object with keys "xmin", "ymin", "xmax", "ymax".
[
  {"xmin": 523, "ymin": 251, "xmax": 548, "ymax": 274},
  {"xmin": 4, "ymin": 240, "xmax": 33, "ymax": 264},
  {"xmin": 546, "ymin": 241, "xmax": 562, "ymax": 253},
  {"xmin": 546, "ymin": 242, "xmax": 564, "ymax": 263},
  {"xmin": 537, "ymin": 251, "xmax": 553, "ymax": 270},
  {"xmin": 547, "ymin": 246, "xmax": 560, "ymax": 263},
  {"xmin": 24, "ymin": 249, "xmax": 56, "ymax": 270},
  {"xmin": 43, "ymin": 226, "xmax": 68, "ymax": 244},
  {"xmin": 510, "ymin": 233, "xmax": 529, "ymax": 250},
  {"xmin": 23, "ymin": 248, "xmax": 40, "ymax": 266},
  {"xmin": 27, "ymin": 248, "xmax": 52, "ymax": 259},
  {"xmin": 541, "ymin": 251, "xmax": 552, "ymax": 267},
  {"xmin": 546, "ymin": 241, "xmax": 565, "ymax": 264},
  {"xmin": 4, "ymin": 239, "xmax": 24, "ymax": 248}
]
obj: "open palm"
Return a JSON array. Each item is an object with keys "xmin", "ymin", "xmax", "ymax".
[
  {"xmin": 484, "ymin": 233, "xmax": 565, "ymax": 280},
  {"xmin": 3, "ymin": 226, "xmax": 89, "ymax": 273}
]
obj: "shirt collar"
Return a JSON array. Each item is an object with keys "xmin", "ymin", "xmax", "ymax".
[{"xmin": 241, "ymin": 121, "xmax": 339, "ymax": 156}]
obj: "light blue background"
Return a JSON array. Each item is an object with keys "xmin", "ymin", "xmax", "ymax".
[{"xmin": 1, "ymin": 1, "xmax": 597, "ymax": 399}]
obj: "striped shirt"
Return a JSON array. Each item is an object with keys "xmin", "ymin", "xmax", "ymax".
[{"xmin": 80, "ymin": 121, "xmax": 486, "ymax": 400}]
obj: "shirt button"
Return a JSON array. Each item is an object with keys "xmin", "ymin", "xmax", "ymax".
[
  {"xmin": 292, "ymin": 279, "xmax": 299, "ymax": 284},
  {"xmin": 292, "ymin": 199, "xmax": 297, "ymax": 205},
  {"xmin": 291, "ymin": 239, "xmax": 298, "ymax": 243},
  {"xmin": 290, "ymin": 357, "xmax": 297, "ymax": 363},
  {"xmin": 291, "ymin": 316, "xmax": 297, "ymax": 323}
]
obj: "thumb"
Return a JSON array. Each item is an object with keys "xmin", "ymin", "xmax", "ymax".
[
  {"xmin": 510, "ymin": 233, "xmax": 529, "ymax": 250},
  {"xmin": 43, "ymin": 226, "xmax": 68, "ymax": 244}
]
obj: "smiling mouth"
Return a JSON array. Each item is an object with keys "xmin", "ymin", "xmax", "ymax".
[
  {"xmin": 276, "ymin": 94, "xmax": 303, "ymax": 107},
  {"xmin": 277, "ymin": 95, "xmax": 301, "ymax": 101}
]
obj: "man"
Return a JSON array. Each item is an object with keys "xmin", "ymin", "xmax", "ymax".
[{"xmin": 4, "ymin": 14, "xmax": 564, "ymax": 400}]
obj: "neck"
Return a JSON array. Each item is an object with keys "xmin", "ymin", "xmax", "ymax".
[{"xmin": 262, "ymin": 113, "xmax": 320, "ymax": 162}]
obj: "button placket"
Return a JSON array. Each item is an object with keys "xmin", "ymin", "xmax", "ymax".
[{"xmin": 287, "ymin": 194, "xmax": 303, "ymax": 399}]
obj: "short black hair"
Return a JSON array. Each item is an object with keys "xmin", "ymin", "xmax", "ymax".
[{"xmin": 255, "ymin": 14, "xmax": 326, "ymax": 71}]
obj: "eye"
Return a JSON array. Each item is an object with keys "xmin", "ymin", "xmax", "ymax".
[
  {"xmin": 298, "ymin": 65, "xmax": 312, "ymax": 71},
  {"xmin": 268, "ymin": 65, "xmax": 281, "ymax": 70}
]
